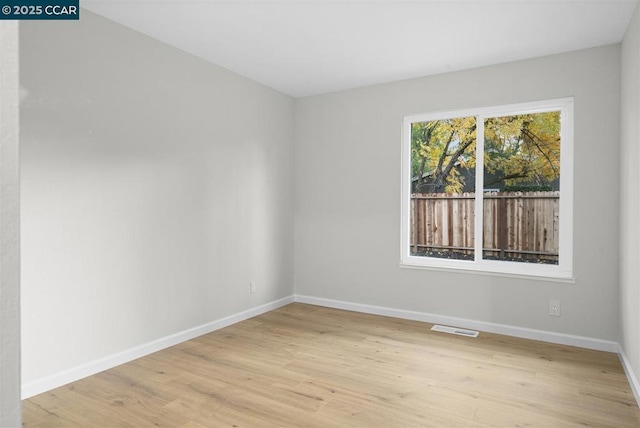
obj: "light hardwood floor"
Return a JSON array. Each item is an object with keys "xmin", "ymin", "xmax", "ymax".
[{"xmin": 23, "ymin": 303, "xmax": 640, "ymax": 427}]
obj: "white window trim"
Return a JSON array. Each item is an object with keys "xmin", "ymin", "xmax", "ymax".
[{"xmin": 400, "ymin": 98, "xmax": 574, "ymax": 282}]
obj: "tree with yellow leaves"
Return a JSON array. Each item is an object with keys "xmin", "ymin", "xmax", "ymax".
[{"xmin": 411, "ymin": 111, "xmax": 560, "ymax": 193}]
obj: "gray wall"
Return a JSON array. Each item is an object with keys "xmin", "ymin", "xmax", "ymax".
[
  {"xmin": 295, "ymin": 45, "xmax": 621, "ymax": 341},
  {"xmin": 0, "ymin": 21, "xmax": 21, "ymax": 428},
  {"xmin": 620, "ymin": 3, "xmax": 640, "ymax": 385},
  {"xmin": 20, "ymin": 11, "xmax": 295, "ymax": 385},
  {"xmin": 19, "ymin": 6, "xmax": 634, "ymax": 401}
]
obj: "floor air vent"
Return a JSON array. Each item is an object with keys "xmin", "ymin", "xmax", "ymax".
[{"xmin": 431, "ymin": 324, "xmax": 479, "ymax": 338}]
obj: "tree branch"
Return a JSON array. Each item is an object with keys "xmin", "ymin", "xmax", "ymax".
[
  {"xmin": 485, "ymin": 171, "xmax": 530, "ymax": 187},
  {"xmin": 435, "ymin": 130, "xmax": 455, "ymax": 178},
  {"xmin": 439, "ymin": 124, "xmax": 477, "ymax": 185},
  {"xmin": 522, "ymin": 129, "xmax": 559, "ymax": 177}
]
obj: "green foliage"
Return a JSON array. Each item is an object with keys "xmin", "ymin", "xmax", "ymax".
[{"xmin": 503, "ymin": 184, "xmax": 554, "ymax": 192}]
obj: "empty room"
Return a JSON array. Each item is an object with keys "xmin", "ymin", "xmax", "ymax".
[{"xmin": 1, "ymin": 0, "xmax": 640, "ymax": 426}]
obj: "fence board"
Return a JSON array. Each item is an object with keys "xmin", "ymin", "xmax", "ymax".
[{"xmin": 410, "ymin": 191, "xmax": 559, "ymax": 263}]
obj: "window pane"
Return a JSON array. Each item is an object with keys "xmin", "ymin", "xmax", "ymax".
[
  {"xmin": 410, "ymin": 117, "xmax": 476, "ymax": 260},
  {"xmin": 482, "ymin": 112, "xmax": 560, "ymax": 264}
]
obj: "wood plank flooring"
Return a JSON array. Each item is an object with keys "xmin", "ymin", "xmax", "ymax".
[{"xmin": 23, "ymin": 303, "xmax": 640, "ymax": 427}]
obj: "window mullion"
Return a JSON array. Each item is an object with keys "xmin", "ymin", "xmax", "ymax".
[{"xmin": 474, "ymin": 116, "xmax": 485, "ymax": 263}]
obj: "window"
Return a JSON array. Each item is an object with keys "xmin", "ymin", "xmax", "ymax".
[{"xmin": 401, "ymin": 98, "xmax": 573, "ymax": 280}]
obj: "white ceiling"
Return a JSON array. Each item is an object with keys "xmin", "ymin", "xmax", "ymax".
[{"xmin": 83, "ymin": 0, "xmax": 638, "ymax": 98}]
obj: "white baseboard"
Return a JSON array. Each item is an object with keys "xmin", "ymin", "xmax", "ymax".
[
  {"xmin": 299, "ymin": 293, "xmax": 636, "ymax": 407},
  {"xmin": 294, "ymin": 295, "xmax": 619, "ymax": 353},
  {"xmin": 21, "ymin": 295, "xmax": 295, "ymax": 399},
  {"xmin": 618, "ymin": 345, "xmax": 640, "ymax": 406},
  {"xmin": 24, "ymin": 294, "xmax": 637, "ymax": 408}
]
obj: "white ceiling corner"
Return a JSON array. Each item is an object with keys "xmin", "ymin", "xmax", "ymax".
[{"xmin": 82, "ymin": 0, "xmax": 639, "ymax": 98}]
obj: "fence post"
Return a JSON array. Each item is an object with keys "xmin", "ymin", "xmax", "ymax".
[
  {"xmin": 412, "ymin": 196, "xmax": 418, "ymax": 254},
  {"xmin": 498, "ymin": 196, "xmax": 507, "ymax": 260}
]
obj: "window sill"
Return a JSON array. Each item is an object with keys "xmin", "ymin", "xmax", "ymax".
[{"xmin": 398, "ymin": 261, "xmax": 576, "ymax": 284}]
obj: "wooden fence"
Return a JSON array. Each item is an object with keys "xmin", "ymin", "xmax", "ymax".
[{"xmin": 410, "ymin": 191, "xmax": 559, "ymax": 263}]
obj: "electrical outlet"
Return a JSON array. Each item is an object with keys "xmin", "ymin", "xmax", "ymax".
[
  {"xmin": 549, "ymin": 300, "xmax": 561, "ymax": 317},
  {"xmin": 250, "ymin": 282, "xmax": 256, "ymax": 294}
]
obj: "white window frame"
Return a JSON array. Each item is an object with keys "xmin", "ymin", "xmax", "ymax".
[{"xmin": 400, "ymin": 98, "xmax": 574, "ymax": 281}]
